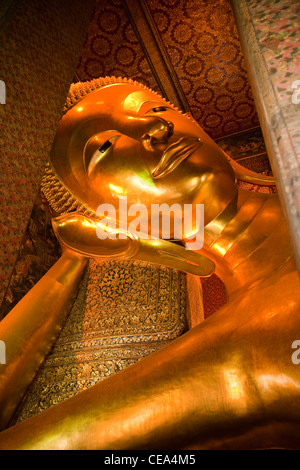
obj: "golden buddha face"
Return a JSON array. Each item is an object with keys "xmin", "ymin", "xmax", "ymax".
[{"xmin": 50, "ymin": 81, "xmax": 237, "ymax": 234}]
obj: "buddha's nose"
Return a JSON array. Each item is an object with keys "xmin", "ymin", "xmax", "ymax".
[{"xmin": 141, "ymin": 118, "xmax": 174, "ymax": 149}]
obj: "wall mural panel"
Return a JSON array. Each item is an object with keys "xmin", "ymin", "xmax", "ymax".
[
  {"xmin": 76, "ymin": 0, "xmax": 261, "ymax": 139},
  {"xmin": 0, "ymin": 193, "xmax": 61, "ymax": 321},
  {"xmin": 145, "ymin": 0, "xmax": 260, "ymax": 138},
  {"xmin": 75, "ymin": 0, "xmax": 161, "ymax": 93},
  {"xmin": 0, "ymin": 0, "xmax": 95, "ymax": 306}
]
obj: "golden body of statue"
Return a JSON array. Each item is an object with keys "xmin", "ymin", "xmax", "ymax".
[{"xmin": 0, "ymin": 78, "xmax": 299, "ymax": 450}]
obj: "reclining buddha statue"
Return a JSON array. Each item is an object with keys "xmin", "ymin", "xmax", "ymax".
[{"xmin": 0, "ymin": 76, "xmax": 299, "ymax": 450}]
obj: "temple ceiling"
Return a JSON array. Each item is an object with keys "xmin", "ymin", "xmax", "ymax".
[{"xmin": 75, "ymin": 0, "xmax": 260, "ymax": 139}]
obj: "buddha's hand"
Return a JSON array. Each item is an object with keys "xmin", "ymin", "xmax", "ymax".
[{"xmin": 52, "ymin": 212, "xmax": 215, "ymax": 276}]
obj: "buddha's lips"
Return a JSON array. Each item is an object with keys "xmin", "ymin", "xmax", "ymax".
[{"xmin": 152, "ymin": 137, "xmax": 202, "ymax": 179}]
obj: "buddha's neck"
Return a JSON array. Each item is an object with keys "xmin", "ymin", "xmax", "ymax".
[{"xmin": 201, "ymin": 187, "xmax": 293, "ymax": 298}]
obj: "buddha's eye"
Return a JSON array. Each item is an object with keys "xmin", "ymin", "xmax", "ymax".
[
  {"xmin": 87, "ymin": 134, "xmax": 119, "ymax": 175},
  {"xmin": 152, "ymin": 106, "xmax": 167, "ymax": 112},
  {"xmin": 98, "ymin": 140, "xmax": 112, "ymax": 153}
]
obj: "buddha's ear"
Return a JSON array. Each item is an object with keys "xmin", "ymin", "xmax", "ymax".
[
  {"xmin": 183, "ymin": 110, "xmax": 276, "ymax": 187},
  {"xmin": 221, "ymin": 149, "xmax": 276, "ymax": 187},
  {"xmin": 52, "ymin": 212, "xmax": 215, "ymax": 277},
  {"xmin": 52, "ymin": 213, "xmax": 137, "ymax": 260}
]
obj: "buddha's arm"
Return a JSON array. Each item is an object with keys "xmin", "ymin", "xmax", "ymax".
[
  {"xmin": 0, "ymin": 249, "xmax": 87, "ymax": 430},
  {"xmin": 0, "ymin": 213, "xmax": 213, "ymax": 433},
  {"xmin": 0, "ymin": 258, "xmax": 299, "ymax": 450}
]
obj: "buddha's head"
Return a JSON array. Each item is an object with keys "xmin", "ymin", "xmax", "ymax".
[{"xmin": 42, "ymin": 77, "xmax": 237, "ymax": 240}]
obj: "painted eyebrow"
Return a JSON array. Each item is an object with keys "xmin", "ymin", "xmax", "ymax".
[
  {"xmin": 86, "ymin": 134, "xmax": 120, "ymax": 174},
  {"xmin": 137, "ymin": 100, "xmax": 173, "ymax": 115},
  {"xmin": 145, "ymin": 105, "xmax": 172, "ymax": 114}
]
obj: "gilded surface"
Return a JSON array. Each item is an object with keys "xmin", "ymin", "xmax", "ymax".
[
  {"xmin": 0, "ymin": 78, "xmax": 300, "ymax": 450},
  {"xmin": 13, "ymin": 259, "xmax": 186, "ymax": 423}
]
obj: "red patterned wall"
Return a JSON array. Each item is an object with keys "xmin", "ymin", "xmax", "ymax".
[
  {"xmin": 0, "ymin": 0, "xmax": 95, "ymax": 306},
  {"xmin": 146, "ymin": 0, "xmax": 260, "ymax": 138},
  {"xmin": 76, "ymin": 0, "xmax": 160, "ymax": 93},
  {"xmin": 76, "ymin": 0, "xmax": 260, "ymax": 139}
]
